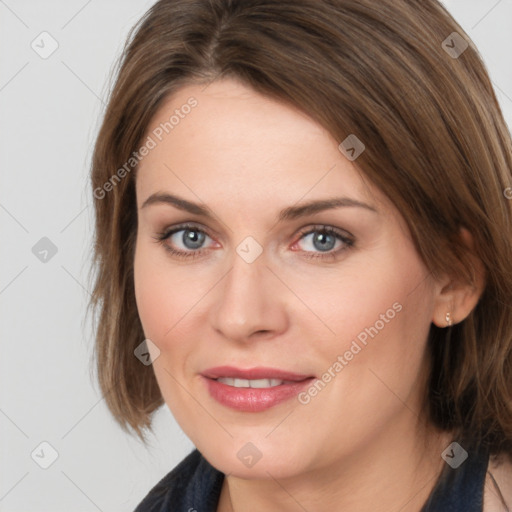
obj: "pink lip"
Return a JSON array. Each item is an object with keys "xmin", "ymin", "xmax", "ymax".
[{"xmin": 201, "ymin": 366, "xmax": 315, "ymax": 412}]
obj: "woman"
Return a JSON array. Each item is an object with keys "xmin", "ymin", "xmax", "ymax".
[{"xmin": 88, "ymin": 0, "xmax": 512, "ymax": 510}]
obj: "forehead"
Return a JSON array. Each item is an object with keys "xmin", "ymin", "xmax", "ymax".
[{"xmin": 136, "ymin": 78, "xmax": 383, "ymax": 214}]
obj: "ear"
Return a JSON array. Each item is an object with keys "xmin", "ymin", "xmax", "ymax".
[{"xmin": 432, "ymin": 228, "xmax": 486, "ymax": 328}]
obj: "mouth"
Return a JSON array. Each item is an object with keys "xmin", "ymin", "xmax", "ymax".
[
  {"xmin": 213, "ymin": 377, "xmax": 300, "ymax": 388},
  {"xmin": 201, "ymin": 366, "xmax": 316, "ymax": 412}
]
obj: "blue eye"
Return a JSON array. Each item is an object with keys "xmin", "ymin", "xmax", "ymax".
[
  {"xmin": 299, "ymin": 229, "xmax": 340, "ymax": 252},
  {"xmin": 172, "ymin": 228, "xmax": 207, "ymax": 251},
  {"xmin": 294, "ymin": 225, "xmax": 354, "ymax": 260},
  {"xmin": 153, "ymin": 223, "xmax": 212, "ymax": 260},
  {"xmin": 152, "ymin": 223, "xmax": 354, "ymax": 261}
]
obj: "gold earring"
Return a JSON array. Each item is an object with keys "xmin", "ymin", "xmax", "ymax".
[{"xmin": 445, "ymin": 312, "xmax": 453, "ymax": 327}]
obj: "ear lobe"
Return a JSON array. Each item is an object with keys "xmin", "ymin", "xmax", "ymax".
[{"xmin": 431, "ymin": 228, "xmax": 486, "ymax": 328}]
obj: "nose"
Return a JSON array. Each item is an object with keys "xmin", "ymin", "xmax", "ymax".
[{"xmin": 210, "ymin": 248, "xmax": 289, "ymax": 343}]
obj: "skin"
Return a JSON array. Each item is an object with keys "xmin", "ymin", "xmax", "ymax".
[{"xmin": 133, "ymin": 78, "xmax": 485, "ymax": 512}]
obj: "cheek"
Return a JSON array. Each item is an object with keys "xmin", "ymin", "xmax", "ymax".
[
  {"xmin": 133, "ymin": 243, "xmax": 190, "ymax": 407},
  {"xmin": 295, "ymin": 243, "xmax": 434, "ymax": 398},
  {"xmin": 287, "ymin": 249, "xmax": 428, "ymax": 355},
  {"xmin": 133, "ymin": 246, "xmax": 165, "ymax": 341},
  {"xmin": 287, "ymin": 258, "xmax": 434, "ymax": 463},
  {"xmin": 133, "ymin": 240, "xmax": 201, "ymax": 342},
  {"xmin": 316, "ymin": 253, "xmax": 434, "ymax": 411}
]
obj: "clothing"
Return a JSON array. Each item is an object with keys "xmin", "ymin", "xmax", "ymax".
[
  {"xmin": 134, "ymin": 444, "xmax": 490, "ymax": 512},
  {"xmin": 134, "ymin": 449, "xmax": 223, "ymax": 512},
  {"xmin": 421, "ymin": 444, "xmax": 490, "ymax": 511}
]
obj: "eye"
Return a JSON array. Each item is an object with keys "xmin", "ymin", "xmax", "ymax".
[
  {"xmin": 293, "ymin": 225, "xmax": 354, "ymax": 260},
  {"xmin": 152, "ymin": 223, "xmax": 214, "ymax": 260},
  {"xmin": 152, "ymin": 223, "xmax": 354, "ymax": 261}
]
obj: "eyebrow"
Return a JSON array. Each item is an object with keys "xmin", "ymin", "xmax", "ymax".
[{"xmin": 140, "ymin": 192, "xmax": 378, "ymax": 222}]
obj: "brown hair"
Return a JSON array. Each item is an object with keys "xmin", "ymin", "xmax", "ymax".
[{"xmin": 88, "ymin": 0, "xmax": 512, "ymax": 457}]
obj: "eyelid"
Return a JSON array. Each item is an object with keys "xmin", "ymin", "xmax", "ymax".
[
  {"xmin": 294, "ymin": 224, "xmax": 354, "ymax": 243},
  {"xmin": 158, "ymin": 222, "xmax": 211, "ymax": 238}
]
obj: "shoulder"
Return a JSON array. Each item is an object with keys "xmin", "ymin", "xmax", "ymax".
[
  {"xmin": 483, "ymin": 454, "xmax": 512, "ymax": 512},
  {"xmin": 133, "ymin": 448, "xmax": 224, "ymax": 512}
]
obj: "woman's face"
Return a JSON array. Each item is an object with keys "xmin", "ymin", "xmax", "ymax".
[{"xmin": 134, "ymin": 78, "xmax": 441, "ymax": 478}]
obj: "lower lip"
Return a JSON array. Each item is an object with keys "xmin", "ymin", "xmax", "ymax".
[{"xmin": 202, "ymin": 376, "xmax": 315, "ymax": 412}]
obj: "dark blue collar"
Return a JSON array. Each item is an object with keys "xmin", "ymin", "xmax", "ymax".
[
  {"xmin": 133, "ymin": 449, "xmax": 224, "ymax": 512},
  {"xmin": 421, "ymin": 443, "xmax": 489, "ymax": 511}
]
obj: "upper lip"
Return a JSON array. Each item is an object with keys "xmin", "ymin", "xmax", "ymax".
[{"xmin": 201, "ymin": 366, "xmax": 314, "ymax": 382}]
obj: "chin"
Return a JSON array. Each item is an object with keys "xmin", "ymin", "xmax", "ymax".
[{"xmin": 199, "ymin": 438, "xmax": 310, "ymax": 480}]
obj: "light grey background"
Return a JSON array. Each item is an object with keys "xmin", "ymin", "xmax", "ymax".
[{"xmin": 1, "ymin": 1, "xmax": 511, "ymax": 510}]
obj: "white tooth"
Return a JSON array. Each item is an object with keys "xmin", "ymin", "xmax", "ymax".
[
  {"xmin": 217, "ymin": 377, "xmax": 285, "ymax": 388},
  {"xmin": 249, "ymin": 378, "xmax": 273, "ymax": 388},
  {"xmin": 217, "ymin": 377, "xmax": 235, "ymax": 386}
]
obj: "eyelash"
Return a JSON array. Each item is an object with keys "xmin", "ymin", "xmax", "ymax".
[{"xmin": 152, "ymin": 222, "xmax": 354, "ymax": 261}]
